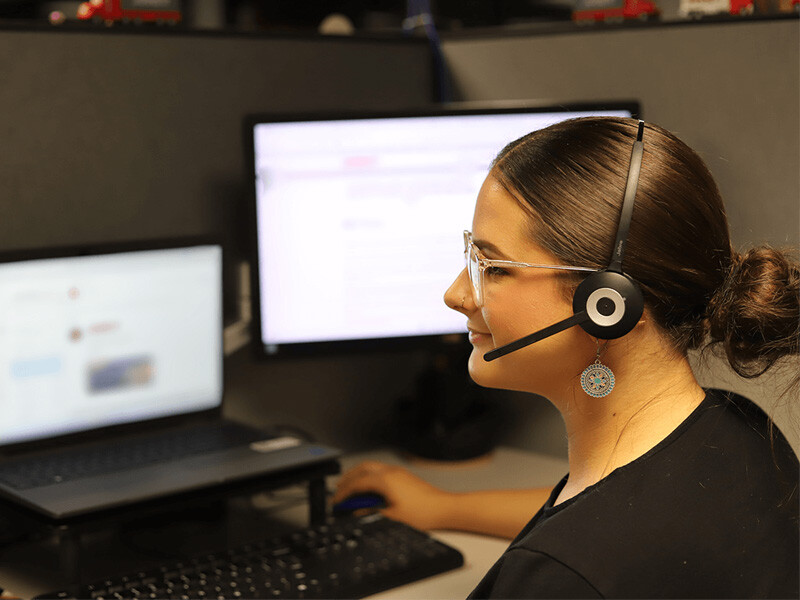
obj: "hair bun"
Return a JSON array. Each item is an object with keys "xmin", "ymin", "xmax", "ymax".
[{"xmin": 707, "ymin": 247, "xmax": 800, "ymax": 377}]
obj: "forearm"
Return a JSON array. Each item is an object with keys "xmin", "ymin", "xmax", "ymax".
[{"xmin": 432, "ymin": 488, "xmax": 554, "ymax": 539}]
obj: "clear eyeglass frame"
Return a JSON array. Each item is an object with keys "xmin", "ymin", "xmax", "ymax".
[{"xmin": 463, "ymin": 230, "xmax": 599, "ymax": 307}]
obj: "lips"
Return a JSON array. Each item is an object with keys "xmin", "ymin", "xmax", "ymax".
[{"xmin": 468, "ymin": 328, "xmax": 490, "ymax": 343}]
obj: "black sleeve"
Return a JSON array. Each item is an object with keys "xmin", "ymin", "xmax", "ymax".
[{"xmin": 468, "ymin": 548, "xmax": 603, "ymax": 599}]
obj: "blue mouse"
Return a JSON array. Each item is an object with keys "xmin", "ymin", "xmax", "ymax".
[{"xmin": 332, "ymin": 492, "xmax": 388, "ymax": 514}]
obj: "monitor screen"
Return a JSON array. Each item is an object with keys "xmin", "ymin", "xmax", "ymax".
[
  {"xmin": 0, "ymin": 243, "xmax": 223, "ymax": 446},
  {"xmin": 248, "ymin": 103, "xmax": 639, "ymax": 356}
]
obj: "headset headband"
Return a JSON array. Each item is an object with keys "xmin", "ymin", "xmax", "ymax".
[{"xmin": 608, "ymin": 120, "xmax": 644, "ymax": 273}]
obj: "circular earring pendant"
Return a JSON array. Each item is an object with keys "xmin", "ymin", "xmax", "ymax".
[{"xmin": 580, "ymin": 361, "xmax": 615, "ymax": 398}]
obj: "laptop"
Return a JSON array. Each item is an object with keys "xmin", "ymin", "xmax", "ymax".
[{"xmin": 0, "ymin": 239, "xmax": 341, "ymax": 520}]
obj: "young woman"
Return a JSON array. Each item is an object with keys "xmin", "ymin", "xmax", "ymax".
[{"xmin": 334, "ymin": 117, "xmax": 799, "ymax": 598}]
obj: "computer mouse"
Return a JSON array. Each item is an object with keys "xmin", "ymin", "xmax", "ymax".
[{"xmin": 332, "ymin": 492, "xmax": 388, "ymax": 514}]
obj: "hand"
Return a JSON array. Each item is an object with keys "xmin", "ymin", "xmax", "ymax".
[{"xmin": 333, "ymin": 461, "xmax": 453, "ymax": 531}]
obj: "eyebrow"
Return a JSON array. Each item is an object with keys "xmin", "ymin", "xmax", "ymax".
[{"xmin": 472, "ymin": 238, "xmax": 513, "ymax": 260}]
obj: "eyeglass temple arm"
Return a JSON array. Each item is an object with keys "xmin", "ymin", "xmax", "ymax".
[
  {"xmin": 484, "ymin": 258, "xmax": 598, "ymax": 272},
  {"xmin": 484, "ymin": 310, "xmax": 589, "ymax": 362}
]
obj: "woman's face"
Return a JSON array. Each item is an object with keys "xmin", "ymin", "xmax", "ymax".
[{"xmin": 444, "ymin": 175, "xmax": 593, "ymax": 395}]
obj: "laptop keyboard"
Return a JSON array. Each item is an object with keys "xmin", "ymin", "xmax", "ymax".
[{"xmin": 0, "ymin": 422, "xmax": 269, "ymax": 490}]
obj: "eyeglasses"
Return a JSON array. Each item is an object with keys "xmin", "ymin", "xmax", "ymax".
[{"xmin": 463, "ymin": 230, "xmax": 599, "ymax": 307}]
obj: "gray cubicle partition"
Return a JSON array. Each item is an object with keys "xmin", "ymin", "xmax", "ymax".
[
  {"xmin": 440, "ymin": 19, "xmax": 799, "ymax": 249},
  {"xmin": 0, "ymin": 27, "xmax": 434, "ymax": 317}
]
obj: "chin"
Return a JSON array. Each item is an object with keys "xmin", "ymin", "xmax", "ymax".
[
  {"xmin": 466, "ymin": 343, "xmax": 556, "ymax": 395},
  {"xmin": 467, "ymin": 346, "xmax": 506, "ymax": 389}
]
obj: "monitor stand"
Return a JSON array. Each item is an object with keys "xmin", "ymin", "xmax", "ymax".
[{"xmin": 394, "ymin": 340, "xmax": 505, "ymax": 461}]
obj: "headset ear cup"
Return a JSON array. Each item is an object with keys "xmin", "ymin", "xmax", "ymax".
[{"xmin": 573, "ymin": 271, "xmax": 644, "ymax": 339}]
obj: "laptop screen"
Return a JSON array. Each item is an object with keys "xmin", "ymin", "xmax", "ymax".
[{"xmin": 0, "ymin": 244, "xmax": 223, "ymax": 447}]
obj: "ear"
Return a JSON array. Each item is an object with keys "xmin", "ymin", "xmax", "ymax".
[{"xmin": 635, "ymin": 306, "xmax": 655, "ymax": 328}]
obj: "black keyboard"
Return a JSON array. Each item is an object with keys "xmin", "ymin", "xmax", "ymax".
[
  {"xmin": 0, "ymin": 422, "xmax": 266, "ymax": 490},
  {"xmin": 36, "ymin": 513, "xmax": 464, "ymax": 599}
]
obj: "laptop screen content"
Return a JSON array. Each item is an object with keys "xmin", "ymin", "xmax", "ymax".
[{"xmin": 0, "ymin": 244, "xmax": 223, "ymax": 447}]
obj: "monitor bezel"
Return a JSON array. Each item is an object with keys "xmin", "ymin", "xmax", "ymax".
[
  {"xmin": 244, "ymin": 100, "xmax": 642, "ymax": 359},
  {"xmin": 0, "ymin": 236, "xmax": 226, "ymax": 454}
]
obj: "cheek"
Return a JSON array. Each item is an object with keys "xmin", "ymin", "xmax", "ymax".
[
  {"xmin": 464, "ymin": 300, "xmax": 541, "ymax": 390},
  {"xmin": 482, "ymin": 295, "xmax": 542, "ymax": 346},
  {"xmin": 466, "ymin": 336, "xmax": 544, "ymax": 391}
]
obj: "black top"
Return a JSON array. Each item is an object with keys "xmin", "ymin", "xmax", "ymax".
[{"xmin": 468, "ymin": 389, "xmax": 799, "ymax": 599}]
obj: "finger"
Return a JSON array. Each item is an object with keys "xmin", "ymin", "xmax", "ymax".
[
  {"xmin": 336, "ymin": 461, "xmax": 391, "ymax": 490},
  {"xmin": 337, "ymin": 461, "xmax": 384, "ymax": 483},
  {"xmin": 332, "ymin": 473, "xmax": 388, "ymax": 504},
  {"xmin": 333, "ymin": 476, "xmax": 386, "ymax": 504}
]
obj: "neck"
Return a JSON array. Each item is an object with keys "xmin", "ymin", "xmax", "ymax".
[{"xmin": 551, "ymin": 334, "xmax": 706, "ymax": 505}]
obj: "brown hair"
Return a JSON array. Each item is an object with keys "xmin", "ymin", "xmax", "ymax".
[{"xmin": 490, "ymin": 116, "xmax": 799, "ymax": 380}]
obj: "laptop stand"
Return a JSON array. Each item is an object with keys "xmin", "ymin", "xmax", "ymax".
[{"xmin": 0, "ymin": 458, "xmax": 340, "ymax": 589}]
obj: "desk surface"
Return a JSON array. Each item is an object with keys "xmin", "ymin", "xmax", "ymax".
[{"xmin": 0, "ymin": 447, "xmax": 568, "ymax": 598}]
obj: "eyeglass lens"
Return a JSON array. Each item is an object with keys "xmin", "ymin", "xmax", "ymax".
[{"xmin": 463, "ymin": 234, "xmax": 483, "ymax": 306}]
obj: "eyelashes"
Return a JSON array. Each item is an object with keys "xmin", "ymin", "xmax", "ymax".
[{"xmin": 485, "ymin": 266, "xmax": 509, "ymax": 278}]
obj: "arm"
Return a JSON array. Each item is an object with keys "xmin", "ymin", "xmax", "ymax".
[
  {"xmin": 439, "ymin": 488, "xmax": 554, "ymax": 540},
  {"xmin": 333, "ymin": 461, "xmax": 553, "ymax": 540}
]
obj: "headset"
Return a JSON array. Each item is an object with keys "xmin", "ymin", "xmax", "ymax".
[{"xmin": 484, "ymin": 120, "xmax": 646, "ymax": 362}]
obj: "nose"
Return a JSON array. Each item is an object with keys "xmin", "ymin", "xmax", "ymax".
[{"xmin": 444, "ymin": 268, "xmax": 475, "ymax": 315}]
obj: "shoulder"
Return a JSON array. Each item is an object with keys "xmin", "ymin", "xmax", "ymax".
[
  {"xmin": 688, "ymin": 389, "xmax": 798, "ymax": 483},
  {"xmin": 650, "ymin": 388, "xmax": 798, "ymax": 471},
  {"xmin": 700, "ymin": 388, "xmax": 785, "ymax": 435},
  {"xmin": 468, "ymin": 547, "xmax": 603, "ymax": 599}
]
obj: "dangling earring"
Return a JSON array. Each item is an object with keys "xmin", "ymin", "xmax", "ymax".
[{"xmin": 581, "ymin": 340, "xmax": 615, "ymax": 398}]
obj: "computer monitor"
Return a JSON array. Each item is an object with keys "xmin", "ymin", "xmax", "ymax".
[{"xmin": 246, "ymin": 102, "xmax": 639, "ymax": 358}]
